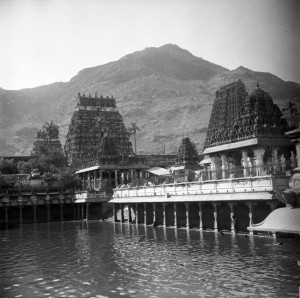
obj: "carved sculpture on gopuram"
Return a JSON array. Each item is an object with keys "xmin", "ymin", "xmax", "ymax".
[
  {"xmin": 64, "ymin": 92, "xmax": 134, "ymax": 167},
  {"xmin": 204, "ymin": 80, "xmax": 290, "ymax": 149}
]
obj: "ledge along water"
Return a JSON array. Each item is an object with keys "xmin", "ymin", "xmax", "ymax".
[{"xmin": 0, "ymin": 220, "xmax": 299, "ymax": 298}]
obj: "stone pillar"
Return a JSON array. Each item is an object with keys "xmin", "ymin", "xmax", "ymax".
[
  {"xmin": 94, "ymin": 170, "xmax": 97, "ymax": 189},
  {"xmin": 135, "ymin": 203, "xmax": 139, "ymax": 225},
  {"xmin": 47, "ymin": 205, "xmax": 50, "ymax": 222},
  {"xmin": 19, "ymin": 206, "xmax": 23, "ymax": 224},
  {"xmin": 73, "ymin": 204, "xmax": 76, "ymax": 219},
  {"xmin": 86, "ymin": 203, "xmax": 90, "ymax": 220},
  {"xmin": 152, "ymin": 203, "xmax": 156, "ymax": 225},
  {"xmin": 162, "ymin": 204, "xmax": 167, "ymax": 227},
  {"xmin": 131, "ymin": 170, "xmax": 135, "ymax": 182},
  {"xmin": 272, "ymin": 147, "xmax": 279, "ymax": 173},
  {"xmin": 143, "ymin": 203, "xmax": 147, "ymax": 225},
  {"xmin": 77, "ymin": 204, "xmax": 80, "ymax": 219},
  {"xmin": 220, "ymin": 154, "xmax": 228, "ymax": 179},
  {"xmin": 33, "ymin": 205, "xmax": 37, "ymax": 223},
  {"xmin": 210, "ymin": 156, "xmax": 218, "ymax": 180},
  {"xmin": 81, "ymin": 203, "xmax": 84, "ymax": 220},
  {"xmin": 295, "ymin": 141, "xmax": 300, "ymax": 168},
  {"xmin": 114, "ymin": 170, "xmax": 118, "ymax": 187},
  {"xmin": 228, "ymin": 202, "xmax": 235, "ymax": 233},
  {"xmin": 128, "ymin": 204, "xmax": 132, "ymax": 223},
  {"xmin": 212, "ymin": 203, "xmax": 218, "ymax": 231},
  {"xmin": 121, "ymin": 204, "xmax": 124, "ymax": 222},
  {"xmin": 174, "ymin": 203, "xmax": 178, "ymax": 228},
  {"xmin": 241, "ymin": 150, "xmax": 248, "ymax": 177},
  {"xmin": 185, "ymin": 203, "xmax": 190, "ymax": 229},
  {"xmin": 253, "ymin": 147, "xmax": 265, "ymax": 176},
  {"xmin": 246, "ymin": 202, "xmax": 254, "ymax": 235},
  {"xmin": 198, "ymin": 202, "xmax": 203, "ymax": 230},
  {"xmin": 4, "ymin": 207, "xmax": 9, "ymax": 224},
  {"xmin": 60, "ymin": 204, "xmax": 64, "ymax": 221},
  {"xmin": 113, "ymin": 204, "xmax": 117, "ymax": 222}
]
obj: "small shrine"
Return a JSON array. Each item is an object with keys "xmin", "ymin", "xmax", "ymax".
[{"xmin": 171, "ymin": 137, "xmax": 199, "ymax": 182}]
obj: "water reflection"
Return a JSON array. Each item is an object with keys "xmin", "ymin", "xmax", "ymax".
[{"xmin": 0, "ymin": 221, "xmax": 299, "ymax": 298}]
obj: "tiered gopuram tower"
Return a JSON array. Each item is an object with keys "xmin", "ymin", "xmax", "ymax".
[
  {"xmin": 32, "ymin": 121, "xmax": 65, "ymax": 164},
  {"xmin": 64, "ymin": 93, "xmax": 133, "ymax": 167},
  {"xmin": 176, "ymin": 137, "xmax": 199, "ymax": 168},
  {"xmin": 202, "ymin": 80, "xmax": 294, "ymax": 179}
]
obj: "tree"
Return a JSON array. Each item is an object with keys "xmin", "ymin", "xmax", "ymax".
[
  {"xmin": 58, "ymin": 168, "xmax": 80, "ymax": 188},
  {"xmin": 0, "ymin": 158, "xmax": 18, "ymax": 174}
]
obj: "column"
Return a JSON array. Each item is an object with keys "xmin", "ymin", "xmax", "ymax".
[
  {"xmin": 143, "ymin": 203, "xmax": 147, "ymax": 225},
  {"xmin": 77, "ymin": 204, "xmax": 80, "ymax": 219},
  {"xmin": 135, "ymin": 203, "xmax": 139, "ymax": 225},
  {"xmin": 114, "ymin": 170, "xmax": 118, "ymax": 187},
  {"xmin": 198, "ymin": 202, "xmax": 203, "ymax": 230},
  {"xmin": 185, "ymin": 203, "xmax": 190, "ymax": 229},
  {"xmin": 121, "ymin": 204, "xmax": 124, "ymax": 222},
  {"xmin": 241, "ymin": 150, "xmax": 248, "ymax": 177},
  {"xmin": 47, "ymin": 205, "xmax": 50, "ymax": 222},
  {"xmin": 152, "ymin": 203, "xmax": 156, "ymax": 225},
  {"xmin": 162, "ymin": 204, "xmax": 167, "ymax": 227},
  {"xmin": 73, "ymin": 204, "xmax": 76, "ymax": 219},
  {"xmin": 81, "ymin": 203, "xmax": 84, "ymax": 220},
  {"xmin": 113, "ymin": 204, "xmax": 117, "ymax": 222},
  {"xmin": 4, "ymin": 207, "xmax": 9, "ymax": 224},
  {"xmin": 295, "ymin": 141, "xmax": 300, "ymax": 168},
  {"xmin": 220, "ymin": 154, "xmax": 228, "ymax": 179},
  {"xmin": 128, "ymin": 204, "xmax": 132, "ymax": 223},
  {"xmin": 60, "ymin": 204, "xmax": 64, "ymax": 221},
  {"xmin": 253, "ymin": 148, "xmax": 265, "ymax": 176},
  {"xmin": 228, "ymin": 202, "xmax": 235, "ymax": 233},
  {"xmin": 33, "ymin": 205, "xmax": 37, "ymax": 223},
  {"xmin": 131, "ymin": 170, "xmax": 135, "ymax": 182},
  {"xmin": 94, "ymin": 170, "xmax": 97, "ymax": 189},
  {"xmin": 19, "ymin": 206, "xmax": 23, "ymax": 224},
  {"xmin": 213, "ymin": 203, "xmax": 218, "ymax": 231},
  {"xmin": 246, "ymin": 202, "xmax": 254, "ymax": 235},
  {"xmin": 86, "ymin": 203, "xmax": 90, "ymax": 220},
  {"xmin": 272, "ymin": 147, "xmax": 279, "ymax": 173},
  {"xmin": 174, "ymin": 203, "xmax": 178, "ymax": 228}
]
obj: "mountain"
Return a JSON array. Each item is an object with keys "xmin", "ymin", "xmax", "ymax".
[{"xmin": 0, "ymin": 44, "xmax": 300, "ymax": 156}]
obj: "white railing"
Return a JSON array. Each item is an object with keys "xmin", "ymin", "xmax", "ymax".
[{"xmin": 113, "ymin": 175, "xmax": 290, "ymax": 198}]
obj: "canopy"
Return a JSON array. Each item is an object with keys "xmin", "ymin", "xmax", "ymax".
[{"xmin": 146, "ymin": 167, "xmax": 171, "ymax": 176}]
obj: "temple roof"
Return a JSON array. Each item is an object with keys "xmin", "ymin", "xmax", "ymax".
[{"xmin": 77, "ymin": 93, "xmax": 116, "ymax": 108}]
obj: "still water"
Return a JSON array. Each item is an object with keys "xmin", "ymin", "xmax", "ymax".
[{"xmin": 0, "ymin": 221, "xmax": 299, "ymax": 298}]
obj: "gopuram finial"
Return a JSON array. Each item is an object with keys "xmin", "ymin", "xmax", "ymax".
[{"xmin": 256, "ymin": 81, "xmax": 260, "ymax": 89}]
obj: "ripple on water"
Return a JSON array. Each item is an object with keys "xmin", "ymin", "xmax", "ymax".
[{"xmin": 1, "ymin": 221, "xmax": 300, "ymax": 297}]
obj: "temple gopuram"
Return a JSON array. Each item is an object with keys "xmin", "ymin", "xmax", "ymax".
[
  {"xmin": 32, "ymin": 121, "xmax": 65, "ymax": 163},
  {"xmin": 201, "ymin": 80, "xmax": 294, "ymax": 179},
  {"xmin": 65, "ymin": 92, "xmax": 133, "ymax": 167}
]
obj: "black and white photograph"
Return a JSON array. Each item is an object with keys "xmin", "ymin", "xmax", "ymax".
[{"xmin": 0, "ymin": 0, "xmax": 299, "ymax": 297}]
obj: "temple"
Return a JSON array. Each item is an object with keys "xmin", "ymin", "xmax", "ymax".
[
  {"xmin": 110, "ymin": 80, "xmax": 297, "ymax": 235},
  {"xmin": 201, "ymin": 80, "xmax": 294, "ymax": 180},
  {"xmin": 32, "ymin": 121, "xmax": 64, "ymax": 163},
  {"xmin": 64, "ymin": 92, "xmax": 133, "ymax": 167}
]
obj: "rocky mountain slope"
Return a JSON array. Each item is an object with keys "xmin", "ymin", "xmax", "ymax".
[{"xmin": 1, "ymin": 44, "xmax": 299, "ymax": 156}]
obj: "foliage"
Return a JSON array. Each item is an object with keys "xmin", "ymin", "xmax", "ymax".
[
  {"xmin": 0, "ymin": 158, "xmax": 18, "ymax": 174},
  {"xmin": 42, "ymin": 172, "xmax": 59, "ymax": 186},
  {"xmin": 58, "ymin": 168, "xmax": 80, "ymax": 188}
]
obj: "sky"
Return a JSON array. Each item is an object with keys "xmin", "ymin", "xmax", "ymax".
[{"xmin": 0, "ymin": 0, "xmax": 299, "ymax": 90}]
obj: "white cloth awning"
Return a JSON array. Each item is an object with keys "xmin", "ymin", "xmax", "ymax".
[
  {"xmin": 147, "ymin": 167, "xmax": 171, "ymax": 176},
  {"xmin": 76, "ymin": 165, "xmax": 99, "ymax": 174},
  {"xmin": 199, "ymin": 158, "xmax": 211, "ymax": 165},
  {"xmin": 170, "ymin": 166, "xmax": 185, "ymax": 171}
]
